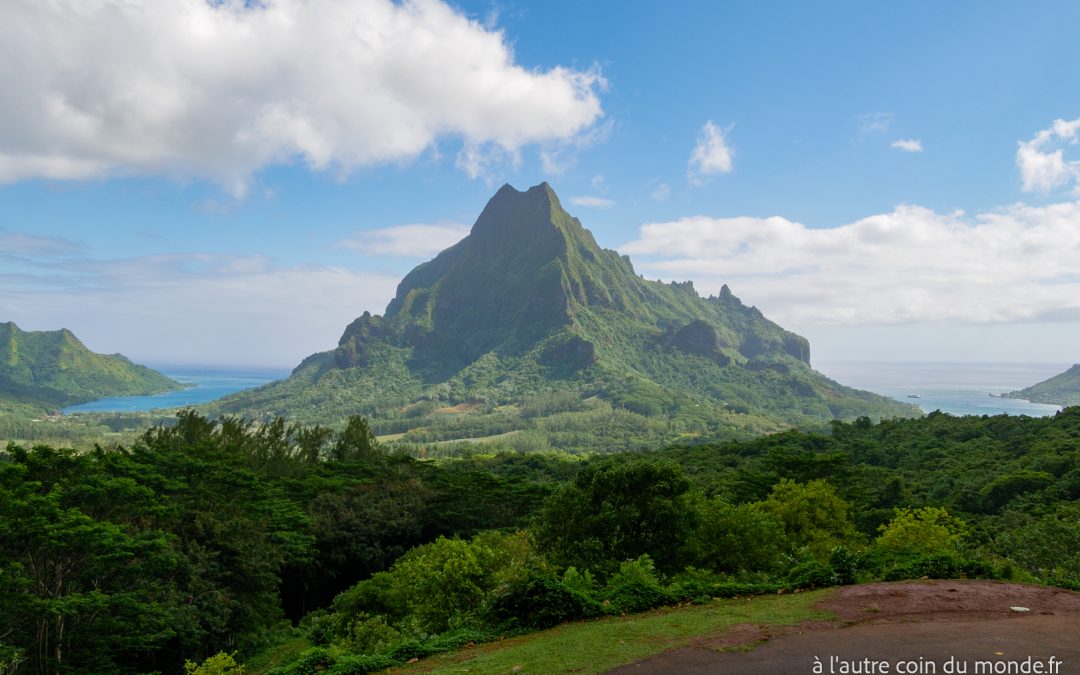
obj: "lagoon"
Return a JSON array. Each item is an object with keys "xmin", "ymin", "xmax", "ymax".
[
  {"xmin": 62, "ymin": 362, "xmax": 1068, "ymax": 418},
  {"xmin": 817, "ymin": 361, "xmax": 1067, "ymax": 417},
  {"xmin": 62, "ymin": 368, "xmax": 287, "ymax": 414}
]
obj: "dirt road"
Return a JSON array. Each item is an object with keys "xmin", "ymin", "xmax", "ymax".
[{"xmin": 607, "ymin": 581, "xmax": 1080, "ymax": 674}]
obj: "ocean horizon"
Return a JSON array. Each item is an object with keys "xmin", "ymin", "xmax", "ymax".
[
  {"xmin": 816, "ymin": 360, "xmax": 1067, "ymax": 417},
  {"xmin": 61, "ymin": 361, "xmax": 1070, "ymax": 417}
]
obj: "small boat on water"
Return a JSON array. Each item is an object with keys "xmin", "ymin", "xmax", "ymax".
[{"xmin": 907, "ymin": 394, "xmax": 922, "ymax": 398}]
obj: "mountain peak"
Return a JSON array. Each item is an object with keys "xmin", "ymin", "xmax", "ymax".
[{"xmin": 217, "ymin": 182, "xmax": 920, "ymax": 444}]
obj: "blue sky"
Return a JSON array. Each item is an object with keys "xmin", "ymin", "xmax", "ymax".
[{"xmin": 2, "ymin": 0, "xmax": 1080, "ymax": 368}]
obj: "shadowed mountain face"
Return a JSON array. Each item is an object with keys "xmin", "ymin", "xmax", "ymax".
[
  {"xmin": 0, "ymin": 322, "xmax": 181, "ymax": 413},
  {"xmin": 214, "ymin": 183, "xmax": 917, "ymax": 450}
]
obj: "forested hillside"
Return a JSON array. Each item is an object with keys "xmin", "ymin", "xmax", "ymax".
[
  {"xmin": 3, "ymin": 409, "xmax": 1079, "ymax": 673},
  {"xmin": 0, "ymin": 322, "xmax": 180, "ymax": 415},
  {"xmin": 1008, "ymin": 363, "xmax": 1080, "ymax": 406}
]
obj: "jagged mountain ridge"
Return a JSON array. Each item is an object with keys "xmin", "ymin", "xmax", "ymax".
[
  {"xmin": 214, "ymin": 183, "xmax": 917, "ymax": 449},
  {"xmin": 0, "ymin": 321, "xmax": 181, "ymax": 413}
]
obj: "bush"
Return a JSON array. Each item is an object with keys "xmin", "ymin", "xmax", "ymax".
[
  {"xmin": 880, "ymin": 554, "xmax": 995, "ymax": 582},
  {"xmin": 603, "ymin": 555, "xmax": 674, "ymax": 614},
  {"xmin": 828, "ymin": 546, "xmax": 862, "ymax": 585},
  {"xmin": 486, "ymin": 571, "xmax": 602, "ymax": 630},
  {"xmin": 876, "ymin": 507, "xmax": 966, "ymax": 556},
  {"xmin": 342, "ymin": 615, "xmax": 401, "ymax": 655},
  {"xmin": 786, "ymin": 560, "xmax": 834, "ymax": 589},
  {"xmin": 757, "ymin": 479, "xmax": 860, "ymax": 559},
  {"xmin": 184, "ymin": 652, "xmax": 245, "ymax": 675},
  {"xmin": 534, "ymin": 459, "xmax": 697, "ymax": 576},
  {"xmin": 693, "ymin": 500, "xmax": 785, "ymax": 574}
]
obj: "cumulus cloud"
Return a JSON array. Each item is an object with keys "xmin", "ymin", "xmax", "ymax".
[
  {"xmin": 651, "ymin": 182, "xmax": 671, "ymax": 202},
  {"xmin": 569, "ymin": 195, "xmax": 615, "ymax": 208},
  {"xmin": 338, "ymin": 223, "xmax": 470, "ymax": 257},
  {"xmin": 688, "ymin": 121, "xmax": 734, "ymax": 184},
  {"xmin": 0, "ymin": 252, "xmax": 400, "ymax": 367},
  {"xmin": 0, "ymin": 0, "xmax": 605, "ymax": 192},
  {"xmin": 621, "ymin": 201, "xmax": 1080, "ymax": 328},
  {"xmin": 1017, "ymin": 118, "xmax": 1080, "ymax": 194},
  {"xmin": 891, "ymin": 139, "xmax": 924, "ymax": 153}
]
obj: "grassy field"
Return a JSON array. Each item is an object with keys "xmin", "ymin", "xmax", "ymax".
[{"xmin": 388, "ymin": 589, "xmax": 834, "ymax": 674}]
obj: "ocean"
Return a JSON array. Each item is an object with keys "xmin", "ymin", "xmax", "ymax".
[
  {"xmin": 61, "ymin": 368, "xmax": 287, "ymax": 414},
  {"xmin": 61, "ymin": 362, "xmax": 1069, "ymax": 418},
  {"xmin": 816, "ymin": 361, "xmax": 1068, "ymax": 417}
]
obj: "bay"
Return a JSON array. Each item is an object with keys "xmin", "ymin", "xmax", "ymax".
[
  {"xmin": 61, "ymin": 368, "xmax": 287, "ymax": 414},
  {"xmin": 816, "ymin": 361, "xmax": 1068, "ymax": 417}
]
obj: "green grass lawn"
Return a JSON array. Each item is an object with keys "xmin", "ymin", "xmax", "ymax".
[{"xmin": 388, "ymin": 589, "xmax": 835, "ymax": 674}]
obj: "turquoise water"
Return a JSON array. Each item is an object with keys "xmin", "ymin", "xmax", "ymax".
[
  {"xmin": 63, "ymin": 362, "xmax": 1069, "ymax": 418},
  {"xmin": 816, "ymin": 361, "xmax": 1068, "ymax": 417},
  {"xmin": 61, "ymin": 369, "xmax": 287, "ymax": 414}
]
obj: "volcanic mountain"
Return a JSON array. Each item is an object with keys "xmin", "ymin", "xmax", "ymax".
[
  {"xmin": 0, "ymin": 321, "xmax": 181, "ymax": 415},
  {"xmin": 213, "ymin": 183, "xmax": 917, "ymax": 450}
]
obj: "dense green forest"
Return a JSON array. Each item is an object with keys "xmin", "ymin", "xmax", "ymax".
[{"xmin": 3, "ymin": 408, "xmax": 1080, "ymax": 674}]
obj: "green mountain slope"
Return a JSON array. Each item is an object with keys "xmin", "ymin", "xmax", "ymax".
[
  {"xmin": 212, "ymin": 183, "xmax": 917, "ymax": 450},
  {"xmin": 1007, "ymin": 364, "xmax": 1080, "ymax": 406},
  {"xmin": 0, "ymin": 322, "xmax": 181, "ymax": 414}
]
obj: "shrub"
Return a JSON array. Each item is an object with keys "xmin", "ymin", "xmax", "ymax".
[
  {"xmin": 757, "ymin": 479, "xmax": 860, "ymax": 559},
  {"xmin": 786, "ymin": 560, "xmax": 834, "ymax": 589},
  {"xmin": 876, "ymin": 507, "xmax": 966, "ymax": 556},
  {"xmin": 693, "ymin": 499, "xmax": 785, "ymax": 574},
  {"xmin": 184, "ymin": 652, "xmax": 245, "ymax": 675},
  {"xmin": 828, "ymin": 545, "xmax": 862, "ymax": 585},
  {"xmin": 486, "ymin": 571, "xmax": 602, "ymax": 630},
  {"xmin": 603, "ymin": 555, "xmax": 674, "ymax": 614},
  {"xmin": 881, "ymin": 554, "xmax": 995, "ymax": 581},
  {"xmin": 342, "ymin": 615, "xmax": 401, "ymax": 655}
]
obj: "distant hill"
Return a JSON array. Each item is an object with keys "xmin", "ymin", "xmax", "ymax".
[
  {"xmin": 211, "ymin": 183, "xmax": 918, "ymax": 450},
  {"xmin": 1007, "ymin": 364, "xmax": 1080, "ymax": 407},
  {"xmin": 0, "ymin": 322, "xmax": 181, "ymax": 415}
]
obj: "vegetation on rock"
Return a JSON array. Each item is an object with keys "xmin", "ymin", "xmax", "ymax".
[
  {"xmin": 211, "ymin": 183, "xmax": 917, "ymax": 450},
  {"xmin": 0, "ymin": 321, "xmax": 180, "ymax": 415}
]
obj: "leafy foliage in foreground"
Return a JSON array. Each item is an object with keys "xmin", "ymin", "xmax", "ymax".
[{"xmin": 5, "ymin": 408, "xmax": 1080, "ymax": 673}]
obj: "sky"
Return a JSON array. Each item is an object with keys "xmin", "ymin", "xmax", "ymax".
[{"xmin": 2, "ymin": 0, "xmax": 1080, "ymax": 369}]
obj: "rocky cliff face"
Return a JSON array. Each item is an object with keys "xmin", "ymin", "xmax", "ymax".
[{"xmin": 213, "ymin": 183, "xmax": 918, "ymax": 446}]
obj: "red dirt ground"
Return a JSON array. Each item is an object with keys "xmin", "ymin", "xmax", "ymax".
[{"xmin": 607, "ymin": 581, "xmax": 1080, "ymax": 674}]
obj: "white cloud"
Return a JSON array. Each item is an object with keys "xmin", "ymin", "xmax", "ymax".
[
  {"xmin": 0, "ymin": 253, "xmax": 400, "ymax": 367},
  {"xmin": 537, "ymin": 118, "xmax": 612, "ymax": 176},
  {"xmin": 891, "ymin": 139, "xmax": 924, "ymax": 153},
  {"xmin": 338, "ymin": 223, "xmax": 470, "ymax": 257},
  {"xmin": 651, "ymin": 182, "xmax": 671, "ymax": 202},
  {"xmin": 569, "ymin": 195, "xmax": 615, "ymax": 209},
  {"xmin": 0, "ymin": 229, "xmax": 83, "ymax": 257},
  {"xmin": 1017, "ymin": 118, "xmax": 1080, "ymax": 194},
  {"xmin": 856, "ymin": 112, "xmax": 894, "ymax": 135},
  {"xmin": 621, "ymin": 200, "xmax": 1080, "ymax": 328},
  {"xmin": 688, "ymin": 121, "xmax": 734, "ymax": 184},
  {"xmin": 0, "ymin": 0, "xmax": 605, "ymax": 191}
]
